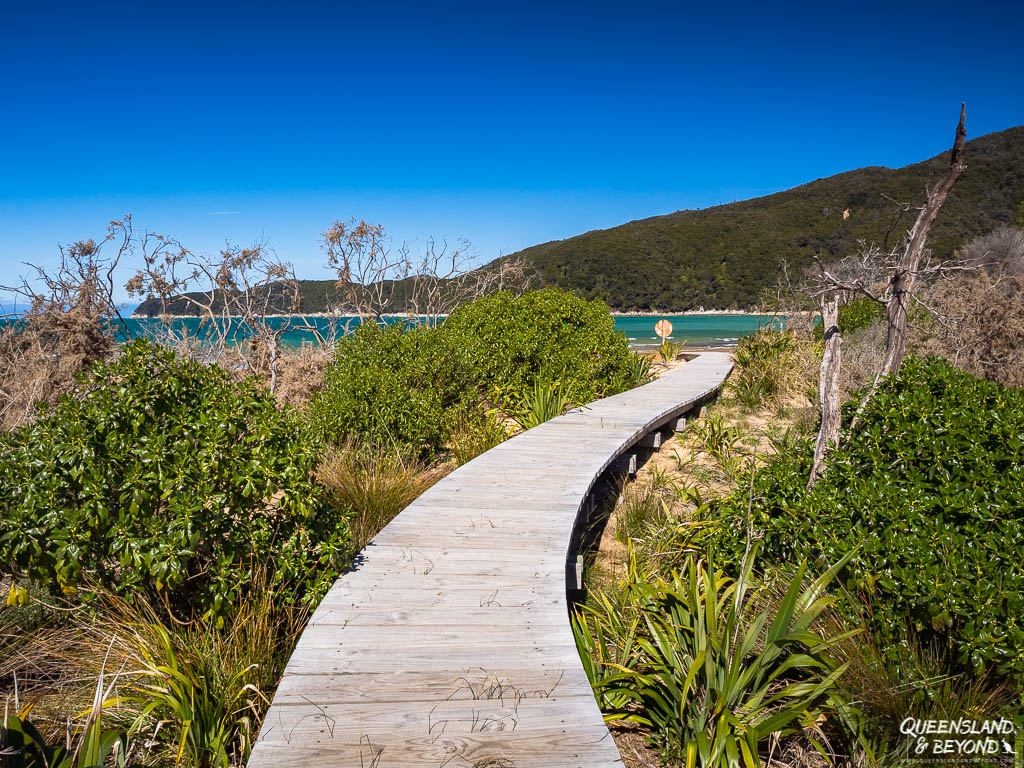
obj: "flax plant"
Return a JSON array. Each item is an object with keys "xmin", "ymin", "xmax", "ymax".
[{"xmin": 574, "ymin": 548, "xmax": 858, "ymax": 767}]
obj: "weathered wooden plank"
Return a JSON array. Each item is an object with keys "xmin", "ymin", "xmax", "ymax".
[{"xmin": 247, "ymin": 352, "xmax": 732, "ymax": 768}]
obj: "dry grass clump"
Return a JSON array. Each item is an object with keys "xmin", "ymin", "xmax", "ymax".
[
  {"xmin": 269, "ymin": 342, "xmax": 331, "ymax": 408},
  {"xmin": 0, "ymin": 301, "xmax": 115, "ymax": 431},
  {"xmin": 316, "ymin": 441, "xmax": 450, "ymax": 551},
  {"xmin": 824, "ymin": 608, "xmax": 1014, "ymax": 764},
  {"xmin": 1, "ymin": 232, "xmax": 130, "ymax": 431},
  {"xmin": 613, "ymin": 478, "xmax": 673, "ymax": 545},
  {"xmin": 726, "ymin": 327, "xmax": 819, "ymax": 414}
]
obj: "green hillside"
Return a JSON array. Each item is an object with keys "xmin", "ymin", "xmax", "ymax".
[
  {"xmin": 134, "ymin": 125, "xmax": 1024, "ymax": 316},
  {"xmin": 503, "ymin": 125, "xmax": 1024, "ymax": 310}
]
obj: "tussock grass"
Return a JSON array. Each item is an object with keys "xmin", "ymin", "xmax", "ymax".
[
  {"xmin": 613, "ymin": 483, "xmax": 670, "ymax": 545},
  {"xmin": 317, "ymin": 441, "xmax": 449, "ymax": 552},
  {"xmin": 1, "ymin": 575, "xmax": 307, "ymax": 767},
  {"xmin": 727, "ymin": 326, "xmax": 818, "ymax": 414},
  {"xmin": 449, "ymin": 411, "xmax": 507, "ymax": 466},
  {"xmin": 825, "ymin": 609, "xmax": 1014, "ymax": 763}
]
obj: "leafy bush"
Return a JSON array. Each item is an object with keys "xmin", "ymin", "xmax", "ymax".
[
  {"xmin": 812, "ymin": 296, "xmax": 884, "ymax": 341},
  {"xmin": 573, "ymin": 550, "xmax": 854, "ymax": 767},
  {"xmin": 712, "ymin": 355, "xmax": 1024, "ymax": 683},
  {"xmin": 0, "ymin": 339, "xmax": 348, "ymax": 623},
  {"xmin": 440, "ymin": 288, "xmax": 635, "ymax": 408},
  {"xmin": 309, "ymin": 289, "xmax": 641, "ymax": 457},
  {"xmin": 308, "ymin": 322, "xmax": 472, "ymax": 456}
]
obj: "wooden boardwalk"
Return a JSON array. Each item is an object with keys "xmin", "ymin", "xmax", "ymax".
[{"xmin": 248, "ymin": 352, "xmax": 733, "ymax": 768}]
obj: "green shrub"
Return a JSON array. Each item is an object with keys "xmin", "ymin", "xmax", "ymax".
[
  {"xmin": 812, "ymin": 296, "xmax": 884, "ymax": 341},
  {"xmin": 832, "ymin": 613, "xmax": 1014, "ymax": 763},
  {"xmin": 308, "ymin": 321, "xmax": 471, "ymax": 456},
  {"xmin": 309, "ymin": 289, "xmax": 640, "ymax": 457},
  {"xmin": 440, "ymin": 288, "xmax": 635, "ymax": 408},
  {"xmin": 711, "ymin": 355, "xmax": 1024, "ymax": 683},
  {"xmin": 0, "ymin": 339, "xmax": 348, "ymax": 624}
]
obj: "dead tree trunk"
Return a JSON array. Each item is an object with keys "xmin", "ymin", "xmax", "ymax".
[
  {"xmin": 881, "ymin": 103, "xmax": 967, "ymax": 379},
  {"xmin": 809, "ymin": 296, "xmax": 841, "ymax": 488},
  {"xmin": 848, "ymin": 105, "xmax": 967, "ymax": 433}
]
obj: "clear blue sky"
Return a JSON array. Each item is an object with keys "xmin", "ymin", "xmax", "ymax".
[{"xmin": 2, "ymin": 0, "xmax": 1022, "ymax": 302}]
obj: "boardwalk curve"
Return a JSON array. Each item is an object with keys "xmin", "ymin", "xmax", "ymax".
[{"xmin": 248, "ymin": 352, "xmax": 733, "ymax": 768}]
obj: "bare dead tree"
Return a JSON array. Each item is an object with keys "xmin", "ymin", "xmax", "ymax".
[
  {"xmin": 795, "ymin": 106, "xmax": 971, "ymax": 486},
  {"xmin": 406, "ymin": 243, "xmax": 535, "ymax": 326},
  {"xmin": 808, "ymin": 295, "xmax": 841, "ymax": 487},
  {"xmin": 127, "ymin": 238, "xmax": 303, "ymax": 394},
  {"xmin": 405, "ymin": 236, "xmax": 477, "ymax": 326},
  {"xmin": 0, "ymin": 218, "xmax": 132, "ymax": 429},
  {"xmin": 881, "ymin": 104, "xmax": 967, "ymax": 377},
  {"xmin": 320, "ymin": 219, "xmax": 534, "ymax": 329},
  {"xmin": 807, "ymin": 105, "xmax": 968, "ymax": 440},
  {"xmin": 320, "ymin": 219, "xmax": 409, "ymax": 322}
]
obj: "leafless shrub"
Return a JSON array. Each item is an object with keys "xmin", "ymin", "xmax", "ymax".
[
  {"xmin": 910, "ymin": 238, "xmax": 1024, "ymax": 387},
  {"xmin": 957, "ymin": 224, "xmax": 1024, "ymax": 274},
  {"xmin": 839, "ymin": 319, "xmax": 886, "ymax": 397},
  {"xmin": 271, "ymin": 343, "xmax": 332, "ymax": 409},
  {"xmin": 0, "ymin": 221, "xmax": 130, "ymax": 430},
  {"xmin": 320, "ymin": 218, "xmax": 534, "ymax": 326},
  {"xmin": 127, "ymin": 236, "xmax": 305, "ymax": 393}
]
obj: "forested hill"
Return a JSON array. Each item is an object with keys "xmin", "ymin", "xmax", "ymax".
[
  {"xmin": 500, "ymin": 125, "xmax": 1024, "ymax": 311},
  {"xmin": 133, "ymin": 126, "xmax": 1024, "ymax": 317}
]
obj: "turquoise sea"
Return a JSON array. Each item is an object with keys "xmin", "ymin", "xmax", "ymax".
[
  {"xmin": 613, "ymin": 314, "xmax": 777, "ymax": 348},
  {"xmin": 1, "ymin": 313, "xmax": 776, "ymax": 349}
]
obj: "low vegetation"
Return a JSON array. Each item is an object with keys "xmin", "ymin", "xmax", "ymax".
[
  {"xmin": 712, "ymin": 355, "xmax": 1024, "ymax": 685},
  {"xmin": 1, "ymin": 285, "xmax": 648, "ymax": 767},
  {"xmin": 308, "ymin": 321, "xmax": 471, "ymax": 456},
  {"xmin": 577, "ymin": 258, "xmax": 1022, "ymax": 766},
  {"xmin": 309, "ymin": 288, "xmax": 643, "ymax": 456},
  {"xmin": 316, "ymin": 442, "xmax": 447, "ymax": 551},
  {"xmin": 0, "ymin": 339, "xmax": 346, "ymax": 624},
  {"xmin": 575, "ymin": 551, "xmax": 856, "ymax": 767}
]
